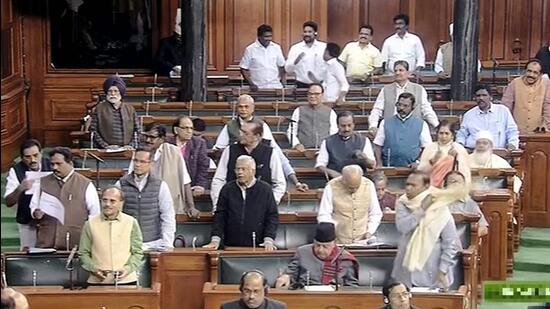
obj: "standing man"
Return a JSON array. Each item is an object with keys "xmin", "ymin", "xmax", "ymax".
[
  {"xmin": 501, "ymin": 59, "xmax": 550, "ymax": 133},
  {"xmin": 4, "ymin": 139, "xmax": 51, "ymax": 250},
  {"xmin": 320, "ymin": 43, "xmax": 349, "ymax": 105},
  {"xmin": 373, "ymin": 93, "xmax": 432, "ymax": 167},
  {"xmin": 287, "ymin": 83, "xmax": 338, "ymax": 151},
  {"xmin": 285, "ymin": 21, "xmax": 327, "ymax": 88},
  {"xmin": 134, "ymin": 122, "xmax": 200, "ymax": 217},
  {"xmin": 456, "ymin": 85, "xmax": 520, "ymax": 149},
  {"xmin": 171, "ymin": 116, "xmax": 210, "ymax": 197},
  {"xmin": 221, "ymin": 271, "xmax": 287, "ymax": 309},
  {"xmin": 89, "ymin": 75, "xmax": 138, "ymax": 149},
  {"xmin": 381, "ymin": 14, "xmax": 426, "ymax": 73},
  {"xmin": 240, "ymin": 24, "xmax": 286, "ymax": 91},
  {"xmin": 211, "ymin": 120, "xmax": 286, "ymax": 206},
  {"xmin": 392, "ymin": 172, "xmax": 464, "ymax": 289},
  {"xmin": 315, "ymin": 111, "xmax": 376, "ymax": 179},
  {"xmin": 317, "ymin": 165, "xmax": 382, "ymax": 244},
  {"xmin": 435, "ymin": 23, "xmax": 481, "ymax": 77},
  {"xmin": 117, "ymin": 148, "xmax": 176, "ymax": 250},
  {"xmin": 534, "ymin": 39, "xmax": 550, "ymax": 76},
  {"xmin": 79, "ymin": 186, "xmax": 144, "ymax": 284},
  {"xmin": 275, "ymin": 222, "xmax": 359, "ymax": 288},
  {"xmin": 29, "ymin": 147, "xmax": 100, "ymax": 250},
  {"xmin": 155, "ymin": 8, "xmax": 183, "ymax": 77},
  {"xmin": 339, "ymin": 25, "xmax": 383, "ymax": 81},
  {"xmin": 368, "ymin": 60, "xmax": 438, "ymax": 133},
  {"xmin": 204, "ymin": 156, "xmax": 279, "ymax": 250}
]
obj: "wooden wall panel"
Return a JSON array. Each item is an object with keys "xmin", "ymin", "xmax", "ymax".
[
  {"xmin": 1, "ymin": 0, "xmax": 26, "ymax": 171},
  {"xmin": 360, "ymin": 0, "xmax": 402, "ymax": 51},
  {"xmin": 412, "ymin": 0, "xmax": 453, "ymax": 62},
  {"xmin": 327, "ymin": 0, "xmax": 360, "ymax": 48}
]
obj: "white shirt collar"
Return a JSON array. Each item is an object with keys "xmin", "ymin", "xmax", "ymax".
[
  {"xmin": 326, "ymin": 58, "xmax": 337, "ymax": 64},
  {"xmin": 56, "ymin": 169, "xmax": 75, "ymax": 183},
  {"xmin": 395, "ymin": 81, "xmax": 409, "ymax": 89},
  {"xmin": 237, "ymin": 177, "xmax": 257, "ymax": 191},
  {"xmin": 254, "ymin": 39, "xmax": 272, "ymax": 49}
]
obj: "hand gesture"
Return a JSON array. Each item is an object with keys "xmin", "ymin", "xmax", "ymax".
[
  {"xmin": 202, "ymin": 241, "xmax": 220, "ymax": 250},
  {"xmin": 185, "ymin": 207, "xmax": 201, "ymax": 219},
  {"xmin": 275, "ymin": 274, "xmax": 291, "ymax": 289},
  {"xmin": 19, "ymin": 179, "xmax": 34, "ymax": 192},
  {"xmin": 448, "ymin": 145, "xmax": 458, "ymax": 157},
  {"xmin": 33, "ymin": 209, "xmax": 45, "ymax": 220},
  {"xmin": 296, "ymin": 182, "xmax": 309, "ymax": 192},
  {"xmin": 436, "ymin": 270, "xmax": 449, "ymax": 291},
  {"xmin": 261, "ymin": 241, "xmax": 275, "ymax": 252},
  {"xmin": 191, "ymin": 186, "xmax": 205, "ymax": 197},
  {"xmin": 294, "ymin": 144, "xmax": 306, "ymax": 153}
]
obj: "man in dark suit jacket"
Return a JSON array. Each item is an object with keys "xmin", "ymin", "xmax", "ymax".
[
  {"xmin": 221, "ymin": 270, "xmax": 286, "ymax": 309},
  {"xmin": 171, "ymin": 116, "xmax": 210, "ymax": 197}
]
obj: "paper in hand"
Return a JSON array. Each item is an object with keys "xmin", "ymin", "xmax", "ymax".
[{"xmin": 24, "ymin": 171, "xmax": 52, "ymax": 195}]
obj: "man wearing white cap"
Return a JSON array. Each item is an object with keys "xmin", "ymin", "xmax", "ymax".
[
  {"xmin": 155, "ymin": 9, "xmax": 183, "ymax": 77},
  {"xmin": 468, "ymin": 130, "xmax": 522, "ymax": 193},
  {"xmin": 434, "ymin": 23, "xmax": 481, "ymax": 77}
]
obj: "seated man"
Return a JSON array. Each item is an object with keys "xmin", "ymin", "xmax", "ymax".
[
  {"xmin": 30, "ymin": 147, "xmax": 100, "ymax": 249},
  {"xmin": 392, "ymin": 171, "xmax": 464, "ymax": 289},
  {"xmin": 315, "ymin": 111, "xmax": 376, "ymax": 179},
  {"xmin": 132, "ymin": 123, "xmax": 199, "ymax": 217},
  {"xmin": 317, "ymin": 165, "xmax": 382, "ymax": 244},
  {"xmin": 4, "ymin": 139, "xmax": 51, "ymax": 250},
  {"xmin": 117, "ymin": 148, "xmax": 176, "ymax": 250},
  {"xmin": 368, "ymin": 60, "xmax": 438, "ymax": 134},
  {"xmin": 79, "ymin": 186, "xmax": 143, "ymax": 284},
  {"xmin": 379, "ymin": 281, "xmax": 418, "ymax": 309},
  {"xmin": 372, "ymin": 171, "xmax": 397, "ymax": 211},
  {"xmin": 444, "ymin": 171, "xmax": 489, "ymax": 237},
  {"xmin": 211, "ymin": 120, "xmax": 286, "ymax": 206},
  {"xmin": 239, "ymin": 24, "xmax": 286, "ymax": 91},
  {"xmin": 468, "ymin": 130, "xmax": 522, "ymax": 193},
  {"xmin": 287, "ymin": 83, "xmax": 337, "ymax": 150},
  {"xmin": 275, "ymin": 222, "xmax": 359, "ymax": 288},
  {"xmin": 456, "ymin": 84, "xmax": 519, "ymax": 150},
  {"xmin": 501, "ymin": 59, "xmax": 550, "ymax": 133},
  {"xmin": 338, "ymin": 24, "xmax": 383, "ymax": 81},
  {"xmin": 221, "ymin": 270, "xmax": 287, "ymax": 309},
  {"xmin": 373, "ymin": 93, "xmax": 432, "ymax": 167},
  {"xmin": 89, "ymin": 75, "xmax": 138, "ymax": 149},
  {"xmin": 204, "ymin": 155, "xmax": 278, "ymax": 250},
  {"xmin": 154, "ymin": 9, "xmax": 183, "ymax": 77},
  {"xmin": 171, "ymin": 116, "xmax": 210, "ymax": 197},
  {"xmin": 214, "ymin": 94, "xmax": 307, "ymax": 191}
]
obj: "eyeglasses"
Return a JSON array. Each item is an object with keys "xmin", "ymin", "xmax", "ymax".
[{"xmin": 141, "ymin": 133, "xmax": 160, "ymax": 140}]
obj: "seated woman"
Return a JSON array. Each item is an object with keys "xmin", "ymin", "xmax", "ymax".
[
  {"xmin": 417, "ymin": 120, "xmax": 470, "ymax": 188},
  {"xmin": 444, "ymin": 170, "xmax": 489, "ymax": 237}
]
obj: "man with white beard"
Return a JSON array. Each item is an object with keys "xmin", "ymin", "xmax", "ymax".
[
  {"xmin": 89, "ymin": 75, "xmax": 139, "ymax": 149},
  {"xmin": 468, "ymin": 130, "xmax": 522, "ymax": 193}
]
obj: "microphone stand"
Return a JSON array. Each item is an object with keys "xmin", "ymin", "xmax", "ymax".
[
  {"xmin": 65, "ymin": 245, "xmax": 78, "ymax": 290},
  {"xmin": 88, "ymin": 152, "xmax": 105, "ymax": 190},
  {"xmin": 331, "ymin": 246, "xmax": 347, "ymax": 291}
]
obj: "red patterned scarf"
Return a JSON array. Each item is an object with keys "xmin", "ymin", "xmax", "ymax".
[{"xmin": 319, "ymin": 246, "xmax": 359, "ymax": 284}]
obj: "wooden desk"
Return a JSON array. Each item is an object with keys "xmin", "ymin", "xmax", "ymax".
[
  {"xmin": 520, "ymin": 133, "xmax": 550, "ymax": 227},
  {"xmin": 16, "ymin": 285, "xmax": 160, "ymax": 309},
  {"xmin": 158, "ymin": 248, "xmax": 213, "ymax": 309},
  {"xmin": 202, "ymin": 283, "xmax": 469, "ymax": 309},
  {"xmin": 473, "ymin": 189, "xmax": 512, "ymax": 280}
]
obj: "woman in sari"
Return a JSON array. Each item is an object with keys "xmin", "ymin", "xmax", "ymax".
[{"xmin": 418, "ymin": 120, "xmax": 470, "ymax": 188}]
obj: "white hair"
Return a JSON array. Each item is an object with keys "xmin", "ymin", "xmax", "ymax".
[
  {"xmin": 238, "ymin": 94, "xmax": 255, "ymax": 105},
  {"xmin": 342, "ymin": 164, "xmax": 363, "ymax": 175},
  {"xmin": 236, "ymin": 155, "xmax": 256, "ymax": 169}
]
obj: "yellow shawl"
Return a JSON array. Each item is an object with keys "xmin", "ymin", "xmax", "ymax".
[{"xmin": 401, "ymin": 185, "xmax": 467, "ymax": 272}]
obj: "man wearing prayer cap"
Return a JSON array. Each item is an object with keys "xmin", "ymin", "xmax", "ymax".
[
  {"xmin": 468, "ymin": 130, "xmax": 522, "ymax": 192},
  {"xmin": 89, "ymin": 75, "xmax": 138, "ymax": 149},
  {"xmin": 155, "ymin": 8, "xmax": 184, "ymax": 77},
  {"xmin": 275, "ymin": 222, "xmax": 359, "ymax": 289}
]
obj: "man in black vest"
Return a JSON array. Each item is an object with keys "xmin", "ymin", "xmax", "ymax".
[
  {"xmin": 4, "ymin": 139, "xmax": 51, "ymax": 250},
  {"xmin": 210, "ymin": 119, "xmax": 286, "ymax": 208},
  {"xmin": 204, "ymin": 155, "xmax": 279, "ymax": 250},
  {"xmin": 315, "ymin": 111, "xmax": 376, "ymax": 179},
  {"xmin": 116, "ymin": 148, "xmax": 176, "ymax": 250}
]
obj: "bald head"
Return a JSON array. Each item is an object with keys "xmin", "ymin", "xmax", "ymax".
[{"xmin": 342, "ymin": 165, "xmax": 363, "ymax": 193}]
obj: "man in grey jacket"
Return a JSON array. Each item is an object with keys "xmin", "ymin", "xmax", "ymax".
[{"xmin": 391, "ymin": 171, "xmax": 459, "ymax": 290}]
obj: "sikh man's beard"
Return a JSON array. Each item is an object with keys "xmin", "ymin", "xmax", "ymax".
[
  {"xmin": 472, "ymin": 149, "xmax": 492, "ymax": 166},
  {"xmin": 107, "ymin": 95, "xmax": 121, "ymax": 104}
]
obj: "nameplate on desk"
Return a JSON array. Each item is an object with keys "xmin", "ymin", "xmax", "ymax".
[{"xmin": 304, "ymin": 285, "xmax": 336, "ymax": 292}]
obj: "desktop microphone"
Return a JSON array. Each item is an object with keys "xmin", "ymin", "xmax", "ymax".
[{"xmin": 65, "ymin": 245, "xmax": 78, "ymax": 270}]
